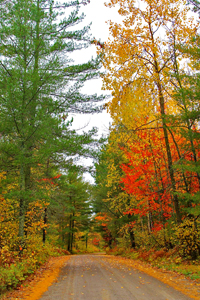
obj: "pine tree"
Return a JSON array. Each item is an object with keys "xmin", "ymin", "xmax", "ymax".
[
  {"xmin": 0, "ymin": 0, "xmax": 103, "ymax": 246},
  {"xmin": 170, "ymin": 2, "xmax": 200, "ymax": 216},
  {"xmin": 52, "ymin": 170, "xmax": 91, "ymax": 252}
]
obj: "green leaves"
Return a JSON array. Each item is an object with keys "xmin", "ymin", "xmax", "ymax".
[{"xmin": 0, "ymin": 0, "xmax": 104, "ymax": 243}]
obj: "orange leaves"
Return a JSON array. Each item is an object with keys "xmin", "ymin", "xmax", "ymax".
[
  {"xmin": 39, "ymin": 173, "xmax": 62, "ymax": 185},
  {"xmin": 95, "ymin": 215, "xmax": 107, "ymax": 221},
  {"xmin": 95, "ymin": 213, "xmax": 110, "ymax": 227},
  {"xmin": 120, "ymin": 126, "xmax": 174, "ymax": 223},
  {"xmin": 92, "ymin": 238, "xmax": 100, "ymax": 246},
  {"xmin": 91, "ymin": 39, "xmax": 104, "ymax": 49}
]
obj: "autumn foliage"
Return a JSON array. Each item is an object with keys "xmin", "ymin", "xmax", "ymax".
[{"xmin": 93, "ymin": 0, "xmax": 200, "ymax": 259}]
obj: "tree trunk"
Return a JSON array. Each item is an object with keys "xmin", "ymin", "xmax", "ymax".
[
  {"xmin": 149, "ymin": 22, "xmax": 181, "ymax": 224},
  {"xmin": 129, "ymin": 229, "xmax": 136, "ymax": 249},
  {"xmin": 19, "ymin": 151, "xmax": 25, "ymax": 249},
  {"xmin": 86, "ymin": 234, "xmax": 88, "ymax": 249},
  {"xmin": 68, "ymin": 215, "xmax": 72, "ymax": 252},
  {"xmin": 71, "ymin": 212, "xmax": 75, "ymax": 251},
  {"xmin": 43, "ymin": 207, "xmax": 47, "ymax": 244},
  {"xmin": 158, "ymin": 84, "xmax": 181, "ymax": 223}
]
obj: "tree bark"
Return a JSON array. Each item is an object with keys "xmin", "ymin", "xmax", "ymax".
[
  {"xmin": 43, "ymin": 207, "xmax": 47, "ymax": 244},
  {"xmin": 149, "ymin": 21, "xmax": 181, "ymax": 223}
]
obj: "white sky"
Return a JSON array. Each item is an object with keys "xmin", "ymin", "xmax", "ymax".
[
  {"xmin": 69, "ymin": 0, "xmax": 121, "ymax": 181},
  {"xmin": 70, "ymin": 0, "xmax": 122, "ymax": 135}
]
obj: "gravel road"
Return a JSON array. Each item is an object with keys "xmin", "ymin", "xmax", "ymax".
[{"xmin": 39, "ymin": 254, "xmax": 193, "ymax": 300}]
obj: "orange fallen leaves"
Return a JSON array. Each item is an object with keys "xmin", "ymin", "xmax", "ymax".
[{"xmin": 104, "ymin": 255, "xmax": 200, "ymax": 300}]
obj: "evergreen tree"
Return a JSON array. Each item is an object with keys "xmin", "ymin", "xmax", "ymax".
[
  {"xmin": 0, "ymin": 0, "xmax": 103, "ymax": 246},
  {"xmin": 51, "ymin": 169, "xmax": 91, "ymax": 252},
  {"xmin": 93, "ymin": 132, "xmax": 136, "ymax": 248},
  {"xmin": 170, "ymin": 3, "xmax": 200, "ymax": 217}
]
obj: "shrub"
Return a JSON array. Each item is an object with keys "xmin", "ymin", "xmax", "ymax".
[
  {"xmin": 176, "ymin": 218, "xmax": 200, "ymax": 259},
  {"xmin": 0, "ymin": 239, "xmax": 69, "ymax": 294},
  {"xmin": 0, "ymin": 261, "xmax": 33, "ymax": 293}
]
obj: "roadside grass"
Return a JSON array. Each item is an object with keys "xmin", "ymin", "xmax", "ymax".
[
  {"xmin": 0, "ymin": 241, "xmax": 69, "ymax": 297},
  {"xmin": 0, "ymin": 241, "xmax": 100, "ymax": 298},
  {"xmin": 106, "ymin": 247, "xmax": 200, "ymax": 281},
  {"xmin": 0, "ymin": 256, "xmax": 70, "ymax": 300}
]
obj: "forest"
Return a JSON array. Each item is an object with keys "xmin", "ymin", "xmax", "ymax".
[{"xmin": 0, "ymin": 0, "xmax": 200, "ymax": 295}]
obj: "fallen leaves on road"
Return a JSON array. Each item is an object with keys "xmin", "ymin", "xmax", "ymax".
[
  {"xmin": 103, "ymin": 255, "xmax": 200, "ymax": 300},
  {"xmin": 1, "ymin": 254, "xmax": 200, "ymax": 300}
]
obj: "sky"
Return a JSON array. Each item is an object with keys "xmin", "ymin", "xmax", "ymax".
[
  {"xmin": 68, "ymin": 0, "xmax": 122, "ymax": 182},
  {"xmin": 70, "ymin": 0, "xmax": 122, "ymax": 136}
]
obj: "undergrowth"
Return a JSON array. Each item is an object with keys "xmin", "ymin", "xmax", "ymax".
[
  {"xmin": 106, "ymin": 247, "xmax": 200, "ymax": 281},
  {"xmin": 0, "ymin": 239, "xmax": 69, "ymax": 295},
  {"xmin": 71, "ymin": 245, "xmax": 100, "ymax": 254}
]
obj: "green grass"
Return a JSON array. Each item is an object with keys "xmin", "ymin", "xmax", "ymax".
[{"xmin": 106, "ymin": 247, "xmax": 200, "ymax": 281}]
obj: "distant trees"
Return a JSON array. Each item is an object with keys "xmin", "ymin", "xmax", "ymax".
[{"xmin": 52, "ymin": 170, "xmax": 92, "ymax": 252}]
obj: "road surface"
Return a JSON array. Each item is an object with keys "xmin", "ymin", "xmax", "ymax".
[{"xmin": 39, "ymin": 254, "xmax": 193, "ymax": 300}]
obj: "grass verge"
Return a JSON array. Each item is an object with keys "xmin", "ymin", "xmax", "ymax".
[{"xmin": 106, "ymin": 247, "xmax": 200, "ymax": 281}]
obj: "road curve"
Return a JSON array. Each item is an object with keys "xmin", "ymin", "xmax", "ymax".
[{"xmin": 39, "ymin": 254, "xmax": 192, "ymax": 300}]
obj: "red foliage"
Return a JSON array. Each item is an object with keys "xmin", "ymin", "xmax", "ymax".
[
  {"xmin": 120, "ymin": 128, "xmax": 173, "ymax": 225},
  {"xmin": 92, "ymin": 238, "xmax": 100, "ymax": 246},
  {"xmin": 120, "ymin": 123, "xmax": 200, "ymax": 230},
  {"xmin": 39, "ymin": 174, "xmax": 62, "ymax": 185}
]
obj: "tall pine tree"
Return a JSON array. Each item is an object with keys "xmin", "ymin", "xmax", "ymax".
[{"xmin": 0, "ymin": 0, "xmax": 103, "ymax": 246}]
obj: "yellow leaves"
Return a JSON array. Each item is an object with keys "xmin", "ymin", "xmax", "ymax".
[
  {"xmin": 25, "ymin": 200, "xmax": 49, "ymax": 235},
  {"xmin": 0, "ymin": 192, "xmax": 19, "ymax": 250},
  {"xmin": 176, "ymin": 218, "xmax": 200, "ymax": 259},
  {"xmin": 0, "ymin": 171, "xmax": 6, "ymax": 181},
  {"xmin": 102, "ymin": 0, "xmax": 198, "ymax": 128},
  {"xmin": 106, "ymin": 161, "xmax": 119, "ymax": 188}
]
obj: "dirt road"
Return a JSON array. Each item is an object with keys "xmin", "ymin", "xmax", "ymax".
[{"xmin": 39, "ymin": 254, "xmax": 193, "ymax": 300}]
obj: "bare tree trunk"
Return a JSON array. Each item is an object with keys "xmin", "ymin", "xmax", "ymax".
[
  {"xmin": 149, "ymin": 21, "xmax": 181, "ymax": 224},
  {"xmin": 43, "ymin": 207, "xmax": 47, "ymax": 244}
]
